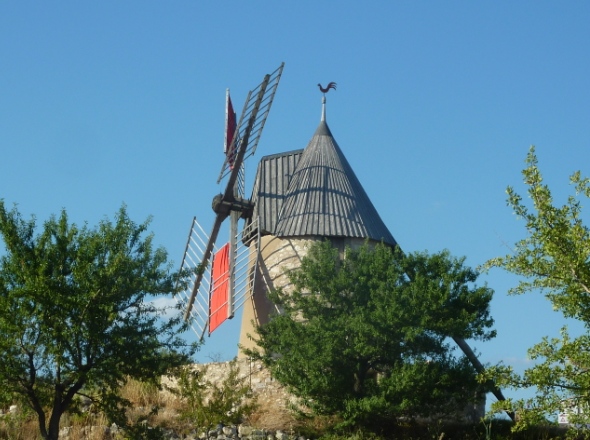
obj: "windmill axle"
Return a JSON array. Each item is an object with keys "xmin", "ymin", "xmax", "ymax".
[{"xmin": 212, "ymin": 194, "xmax": 254, "ymax": 219}]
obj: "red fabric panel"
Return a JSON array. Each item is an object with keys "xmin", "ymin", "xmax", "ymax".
[
  {"xmin": 209, "ymin": 243, "xmax": 230, "ymax": 334},
  {"xmin": 225, "ymin": 93, "xmax": 237, "ymax": 169}
]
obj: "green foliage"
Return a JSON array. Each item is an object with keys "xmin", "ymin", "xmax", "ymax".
[
  {"xmin": 0, "ymin": 407, "xmax": 37, "ymax": 440},
  {"xmin": 0, "ymin": 202, "xmax": 196, "ymax": 440},
  {"xmin": 174, "ymin": 359, "xmax": 257, "ymax": 430},
  {"xmin": 483, "ymin": 146, "xmax": 590, "ymax": 430},
  {"xmin": 245, "ymin": 241, "xmax": 495, "ymax": 430},
  {"xmin": 119, "ymin": 420, "xmax": 167, "ymax": 440},
  {"xmin": 485, "ymin": 146, "xmax": 590, "ymax": 310}
]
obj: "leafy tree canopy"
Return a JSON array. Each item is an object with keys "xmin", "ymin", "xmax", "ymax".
[
  {"xmin": 483, "ymin": 146, "xmax": 590, "ymax": 429},
  {"xmin": 244, "ymin": 241, "xmax": 495, "ymax": 429},
  {"xmin": 0, "ymin": 202, "xmax": 196, "ymax": 440}
]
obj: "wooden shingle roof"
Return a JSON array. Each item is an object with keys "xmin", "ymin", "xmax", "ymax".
[
  {"xmin": 249, "ymin": 149, "xmax": 303, "ymax": 235},
  {"xmin": 250, "ymin": 120, "xmax": 396, "ymax": 247}
]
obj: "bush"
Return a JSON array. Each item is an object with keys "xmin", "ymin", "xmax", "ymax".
[{"xmin": 174, "ymin": 359, "xmax": 258, "ymax": 430}]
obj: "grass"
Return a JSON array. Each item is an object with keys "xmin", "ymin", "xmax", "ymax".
[
  {"xmin": 0, "ymin": 378, "xmax": 579, "ymax": 440},
  {"xmin": 0, "ymin": 378, "xmax": 176, "ymax": 440}
]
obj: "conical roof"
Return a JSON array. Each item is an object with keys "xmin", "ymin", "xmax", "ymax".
[{"xmin": 273, "ymin": 119, "xmax": 397, "ymax": 246}]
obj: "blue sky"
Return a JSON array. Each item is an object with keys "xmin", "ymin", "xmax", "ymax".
[{"xmin": 1, "ymin": 2, "xmax": 590, "ymax": 407}]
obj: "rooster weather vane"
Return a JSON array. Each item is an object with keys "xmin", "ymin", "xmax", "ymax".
[{"xmin": 318, "ymin": 82, "xmax": 337, "ymax": 95}]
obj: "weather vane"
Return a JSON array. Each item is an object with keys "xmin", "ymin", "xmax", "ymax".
[
  {"xmin": 318, "ymin": 82, "xmax": 336, "ymax": 122},
  {"xmin": 318, "ymin": 82, "xmax": 337, "ymax": 95}
]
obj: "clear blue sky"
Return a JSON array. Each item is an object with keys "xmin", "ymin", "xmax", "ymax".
[{"xmin": 1, "ymin": 1, "xmax": 590, "ymax": 407}]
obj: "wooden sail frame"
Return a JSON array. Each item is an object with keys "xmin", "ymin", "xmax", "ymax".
[{"xmin": 176, "ymin": 216, "xmax": 261, "ymax": 340}]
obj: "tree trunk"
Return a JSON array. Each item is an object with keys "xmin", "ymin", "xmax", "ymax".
[{"xmin": 46, "ymin": 405, "xmax": 64, "ymax": 440}]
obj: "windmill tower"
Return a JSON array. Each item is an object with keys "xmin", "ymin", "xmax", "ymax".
[{"xmin": 237, "ymin": 87, "xmax": 397, "ymax": 355}]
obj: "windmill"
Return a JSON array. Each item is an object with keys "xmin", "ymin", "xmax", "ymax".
[
  {"xmin": 177, "ymin": 63, "xmax": 284, "ymax": 339},
  {"xmin": 177, "ymin": 70, "xmax": 512, "ymax": 419}
]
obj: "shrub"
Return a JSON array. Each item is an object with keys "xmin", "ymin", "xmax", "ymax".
[{"xmin": 174, "ymin": 359, "xmax": 258, "ymax": 430}]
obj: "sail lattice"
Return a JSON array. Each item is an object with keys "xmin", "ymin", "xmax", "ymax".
[{"xmin": 176, "ymin": 217, "xmax": 260, "ymax": 340}]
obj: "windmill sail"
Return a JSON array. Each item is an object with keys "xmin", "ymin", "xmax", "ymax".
[
  {"xmin": 177, "ymin": 216, "xmax": 261, "ymax": 340},
  {"xmin": 209, "ymin": 243, "xmax": 231, "ymax": 334},
  {"xmin": 230, "ymin": 217, "xmax": 261, "ymax": 317},
  {"xmin": 176, "ymin": 217, "xmax": 215, "ymax": 338},
  {"xmin": 217, "ymin": 63, "xmax": 284, "ymax": 184},
  {"xmin": 182, "ymin": 63, "xmax": 285, "ymax": 323},
  {"xmin": 225, "ymin": 90, "xmax": 237, "ymax": 167}
]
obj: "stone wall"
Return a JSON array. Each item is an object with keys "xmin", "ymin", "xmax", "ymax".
[
  {"xmin": 239, "ymin": 236, "xmax": 314, "ymax": 357},
  {"xmin": 238, "ymin": 235, "xmax": 371, "ymax": 357},
  {"xmin": 165, "ymin": 358, "xmax": 486, "ymax": 430},
  {"xmin": 162, "ymin": 358, "xmax": 300, "ymax": 431}
]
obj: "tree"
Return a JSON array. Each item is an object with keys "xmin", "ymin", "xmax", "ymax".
[
  {"xmin": 483, "ymin": 146, "xmax": 590, "ymax": 428},
  {"xmin": 0, "ymin": 202, "xmax": 196, "ymax": 440},
  {"xmin": 244, "ymin": 241, "xmax": 495, "ymax": 429}
]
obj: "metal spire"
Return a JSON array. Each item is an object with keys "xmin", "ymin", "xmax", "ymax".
[{"xmin": 321, "ymin": 95, "xmax": 326, "ymax": 122}]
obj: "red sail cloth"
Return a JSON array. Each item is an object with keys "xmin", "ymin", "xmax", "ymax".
[
  {"xmin": 209, "ymin": 243, "xmax": 230, "ymax": 334},
  {"xmin": 225, "ymin": 92, "xmax": 237, "ymax": 169}
]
